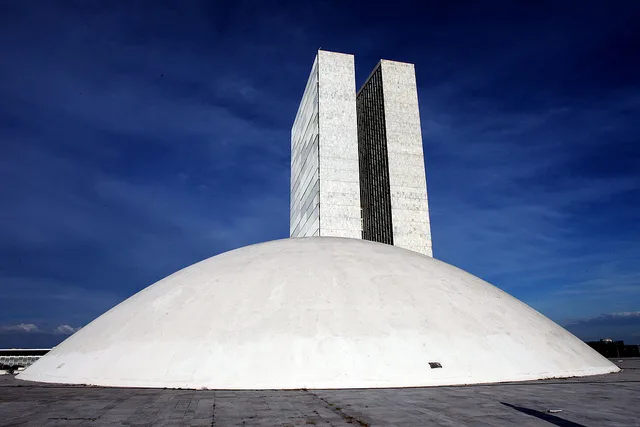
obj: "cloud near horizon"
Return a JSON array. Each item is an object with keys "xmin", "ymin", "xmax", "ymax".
[
  {"xmin": 0, "ymin": 323, "xmax": 39, "ymax": 333},
  {"xmin": 0, "ymin": 323, "xmax": 81, "ymax": 335},
  {"xmin": 53, "ymin": 324, "xmax": 82, "ymax": 335},
  {"xmin": 564, "ymin": 312, "xmax": 640, "ymax": 344},
  {"xmin": 0, "ymin": 323, "xmax": 82, "ymax": 348}
]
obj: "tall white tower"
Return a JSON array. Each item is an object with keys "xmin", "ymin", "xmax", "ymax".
[
  {"xmin": 290, "ymin": 50, "xmax": 362, "ymax": 239},
  {"xmin": 357, "ymin": 60, "xmax": 432, "ymax": 256}
]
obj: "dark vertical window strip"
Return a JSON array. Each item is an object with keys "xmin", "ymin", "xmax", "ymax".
[{"xmin": 356, "ymin": 66, "xmax": 393, "ymax": 245}]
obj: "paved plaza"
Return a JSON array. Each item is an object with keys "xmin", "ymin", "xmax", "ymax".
[{"xmin": 1, "ymin": 359, "xmax": 638, "ymax": 426}]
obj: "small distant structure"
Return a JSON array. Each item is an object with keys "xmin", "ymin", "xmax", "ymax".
[
  {"xmin": 586, "ymin": 340, "xmax": 640, "ymax": 358},
  {"xmin": 0, "ymin": 349, "xmax": 51, "ymax": 371}
]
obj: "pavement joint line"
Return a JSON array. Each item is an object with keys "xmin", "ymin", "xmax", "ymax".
[
  {"xmin": 210, "ymin": 391, "xmax": 216, "ymax": 427},
  {"xmin": 306, "ymin": 389, "xmax": 371, "ymax": 426}
]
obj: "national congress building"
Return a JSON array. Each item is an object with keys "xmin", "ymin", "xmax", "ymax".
[{"xmin": 290, "ymin": 50, "xmax": 432, "ymax": 256}]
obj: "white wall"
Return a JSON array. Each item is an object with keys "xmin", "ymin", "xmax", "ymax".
[
  {"xmin": 317, "ymin": 50, "xmax": 362, "ymax": 238},
  {"xmin": 290, "ymin": 50, "xmax": 362, "ymax": 239},
  {"xmin": 380, "ymin": 60, "xmax": 433, "ymax": 256},
  {"xmin": 290, "ymin": 55, "xmax": 320, "ymax": 237}
]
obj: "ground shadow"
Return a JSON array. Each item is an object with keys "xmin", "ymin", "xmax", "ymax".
[{"xmin": 500, "ymin": 402, "xmax": 586, "ymax": 427}]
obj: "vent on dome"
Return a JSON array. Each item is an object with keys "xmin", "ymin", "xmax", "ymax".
[{"xmin": 429, "ymin": 362, "xmax": 442, "ymax": 369}]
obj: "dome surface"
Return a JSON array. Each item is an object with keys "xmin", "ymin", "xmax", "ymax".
[{"xmin": 19, "ymin": 237, "xmax": 618, "ymax": 389}]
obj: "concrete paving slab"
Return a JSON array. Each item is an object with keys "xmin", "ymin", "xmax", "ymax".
[{"xmin": 1, "ymin": 359, "xmax": 638, "ymax": 426}]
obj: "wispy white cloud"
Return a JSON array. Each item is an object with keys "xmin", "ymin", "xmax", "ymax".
[
  {"xmin": 53, "ymin": 324, "xmax": 81, "ymax": 335},
  {"xmin": 0, "ymin": 322, "xmax": 83, "ymax": 335},
  {"xmin": 0, "ymin": 323, "xmax": 39, "ymax": 333},
  {"xmin": 565, "ymin": 311, "xmax": 640, "ymax": 325}
]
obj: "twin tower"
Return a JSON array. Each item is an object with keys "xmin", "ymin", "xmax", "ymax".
[{"xmin": 290, "ymin": 50, "xmax": 432, "ymax": 257}]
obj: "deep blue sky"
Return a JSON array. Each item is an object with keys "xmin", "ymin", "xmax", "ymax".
[{"xmin": 1, "ymin": 0, "xmax": 639, "ymax": 348}]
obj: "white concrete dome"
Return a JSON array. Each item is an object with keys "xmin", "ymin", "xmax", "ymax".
[{"xmin": 19, "ymin": 237, "xmax": 618, "ymax": 389}]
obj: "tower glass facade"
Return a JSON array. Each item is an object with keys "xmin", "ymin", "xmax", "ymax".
[{"xmin": 357, "ymin": 65, "xmax": 394, "ymax": 245}]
